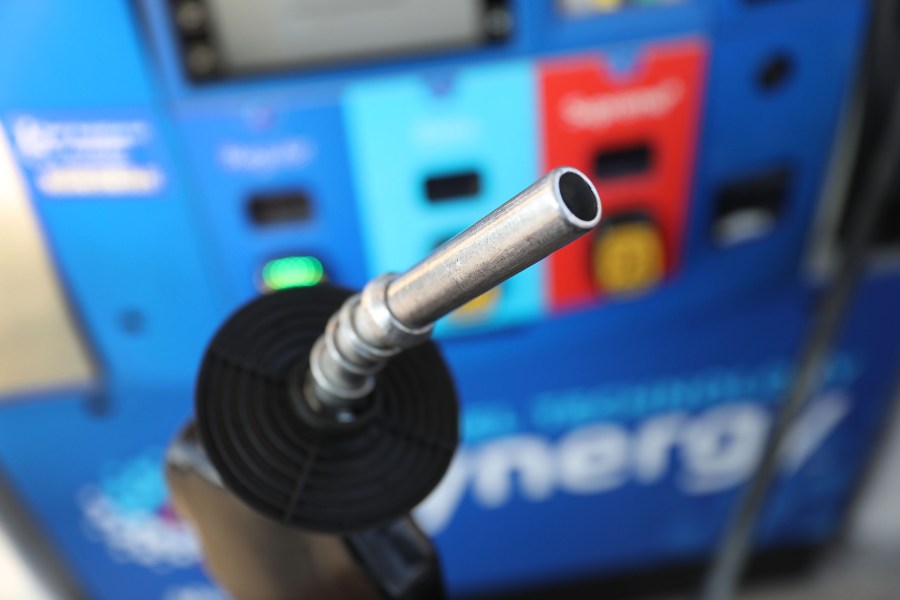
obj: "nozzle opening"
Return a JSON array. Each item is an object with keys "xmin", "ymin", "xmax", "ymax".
[{"xmin": 557, "ymin": 170, "xmax": 600, "ymax": 226}]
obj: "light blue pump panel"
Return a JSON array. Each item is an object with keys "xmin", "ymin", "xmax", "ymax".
[
  {"xmin": 175, "ymin": 102, "xmax": 369, "ymax": 303},
  {"xmin": 344, "ymin": 62, "xmax": 543, "ymax": 334}
]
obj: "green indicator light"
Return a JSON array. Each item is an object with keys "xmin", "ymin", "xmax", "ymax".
[{"xmin": 262, "ymin": 256, "xmax": 325, "ymax": 290}]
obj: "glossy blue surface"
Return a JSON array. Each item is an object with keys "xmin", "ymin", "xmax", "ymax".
[{"xmin": 0, "ymin": 1, "xmax": 890, "ymax": 598}]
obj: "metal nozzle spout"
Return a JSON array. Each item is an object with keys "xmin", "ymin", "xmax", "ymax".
[
  {"xmin": 387, "ymin": 168, "xmax": 601, "ymax": 328},
  {"xmin": 305, "ymin": 167, "xmax": 601, "ymax": 415}
]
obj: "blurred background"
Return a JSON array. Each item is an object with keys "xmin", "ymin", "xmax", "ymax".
[{"xmin": 1, "ymin": 0, "xmax": 899, "ymax": 598}]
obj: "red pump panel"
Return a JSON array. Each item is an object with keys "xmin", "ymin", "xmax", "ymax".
[{"xmin": 540, "ymin": 39, "xmax": 708, "ymax": 310}]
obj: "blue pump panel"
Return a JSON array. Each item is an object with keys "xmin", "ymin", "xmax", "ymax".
[
  {"xmin": 4, "ymin": 109, "xmax": 223, "ymax": 389},
  {"xmin": 427, "ymin": 278, "xmax": 900, "ymax": 595},
  {"xmin": 0, "ymin": 0, "xmax": 895, "ymax": 599},
  {"xmin": 685, "ymin": 3, "xmax": 867, "ymax": 304},
  {"xmin": 714, "ymin": 0, "xmax": 858, "ymax": 27},
  {"xmin": 0, "ymin": 386, "xmax": 208, "ymax": 600},
  {"xmin": 176, "ymin": 101, "xmax": 369, "ymax": 302}
]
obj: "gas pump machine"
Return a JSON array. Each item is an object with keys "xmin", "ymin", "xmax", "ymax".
[{"xmin": 1, "ymin": 1, "xmax": 899, "ymax": 599}]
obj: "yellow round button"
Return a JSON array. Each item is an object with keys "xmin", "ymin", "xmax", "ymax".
[{"xmin": 593, "ymin": 221, "xmax": 665, "ymax": 295}]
